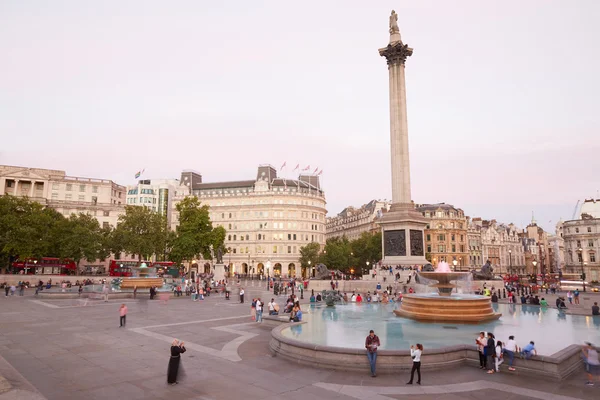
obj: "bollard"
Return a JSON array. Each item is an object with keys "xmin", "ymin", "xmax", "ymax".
[
  {"xmin": 300, "ymin": 287, "xmax": 304, "ymax": 299},
  {"xmin": 503, "ymin": 289, "xmax": 506, "ymax": 299}
]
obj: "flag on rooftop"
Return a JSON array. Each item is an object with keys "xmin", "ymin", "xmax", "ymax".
[
  {"xmin": 293, "ymin": 163, "xmax": 299, "ymax": 171},
  {"xmin": 302, "ymin": 165, "xmax": 310, "ymax": 171},
  {"xmin": 280, "ymin": 161, "xmax": 286, "ymax": 170}
]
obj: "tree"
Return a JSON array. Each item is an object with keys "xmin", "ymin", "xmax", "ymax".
[
  {"xmin": 113, "ymin": 205, "xmax": 167, "ymax": 261},
  {"xmin": 321, "ymin": 236, "xmax": 353, "ymax": 272},
  {"xmin": 170, "ymin": 197, "xmax": 224, "ymax": 264},
  {"xmin": 58, "ymin": 213, "xmax": 104, "ymax": 274},
  {"xmin": 299, "ymin": 242, "xmax": 321, "ymax": 268},
  {"xmin": 350, "ymin": 232, "xmax": 382, "ymax": 272}
]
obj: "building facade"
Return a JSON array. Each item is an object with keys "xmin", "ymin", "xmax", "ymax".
[
  {"xmin": 326, "ymin": 200, "xmax": 390, "ymax": 241},
  {"xmin": 468, "ymin": 218, "xmax": 526, "ymax": 274},
  {"xmin": 174, "ymin": 165, "xmax": 327, "ymax": 279},
  {"xmin": 0, "ymin": 165, "xmax": 125, "ymax": 228},
  {"xmin": 126, "ymin": 178, "xmax": 190, "ymax": 228},
  {"xmin": 563, "ymin": 199, "xmax": 600, "ymax": 282},
  {"xmin": 417, "ymin": 203, "xmax": 468, "ymax": 269}
]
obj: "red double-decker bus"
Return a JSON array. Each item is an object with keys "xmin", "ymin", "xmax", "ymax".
[{"xmin": 11, "ymin": 257, "xmax": 76, "ymax": 275}]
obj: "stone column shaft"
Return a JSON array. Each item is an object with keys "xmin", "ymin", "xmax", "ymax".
[{"xmin": 389, "ymin": 62, "xmax": 411, "ymax": 205}]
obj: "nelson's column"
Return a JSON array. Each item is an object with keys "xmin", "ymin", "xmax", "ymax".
[{"xmin": 378, "ymin": 10, "xmax": 428, "ymax": 267}]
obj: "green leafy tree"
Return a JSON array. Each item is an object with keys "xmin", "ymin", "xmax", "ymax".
[
  {"xmin": 170, "ymin": 197, "xmax": 223, "ymax": 264},
  {"xmin": 321, "ymin": 236, "xmax": 353, "ymax": 272},
  {"xmin": 350, "ymin": 232, "xmax": 382, "ymax": 273},
  {"xmin": 113, "ymin": 205, "xmax": 167, "ymax": 261},
  {"xmin": 299, "ymin": 242, "xmax": 321, "ymax": 268},
  {"xmin": 58, "ymin": 213, "xmax": 104, "ymax": 274}
]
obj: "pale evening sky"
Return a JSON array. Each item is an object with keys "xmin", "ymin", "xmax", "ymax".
[{"xmin": 1, "ymin": 0, "xmax": 599, "ymax": 232}]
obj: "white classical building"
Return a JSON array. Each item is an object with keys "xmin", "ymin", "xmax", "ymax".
[
  {"xmin": 173, "ymin": 165, "xmax": 327, "ymax": 278},
  {"xmin": 563, "ymin": 199, "xmax": 600, "ymax": 282},
  {"xmin": 326, "ymin": 200, "xmax": 391, "ymax": 241},
  {"xmin": 126, "ymin": 178, "xmax": 190, "ymax": 228},
  {"xmin": 468, "ymin": 218, "xmax": 526, "ymax": 274},
  {"xmin": 0, "ymin": 165, "xmax": 125, "ymax": 228}
]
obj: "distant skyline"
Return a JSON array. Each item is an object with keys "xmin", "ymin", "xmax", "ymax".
[{"xmin": 1, "ymin": 1, "xmax": 599, "ymax": 233}]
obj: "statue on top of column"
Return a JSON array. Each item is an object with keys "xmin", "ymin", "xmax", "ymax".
[{"xmin": 389, "ymin": 10, "xmax": 400, "ymax": 35}]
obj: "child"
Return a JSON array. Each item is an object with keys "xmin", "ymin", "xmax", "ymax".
[{"xmin": 520, "ymin": 341, "xmax": 537, "ymax": 359}]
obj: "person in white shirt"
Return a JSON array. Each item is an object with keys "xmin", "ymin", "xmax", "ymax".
[
  {"xmin": 407, "ymin": 343, "xmax": 423, "ymax": 385},
  {"xmin": 239, "ymin": 288, "xmax": 245, "ymax": 304},
  {"xmin": 255, "ymin": 298, "xmax": 263, "ymax": 322},
  {"xmin": 268, "ymin": 298, "xmax": 278, "ymax": 315},
  {"xmin": 503, "ymin": 335, "xmax": 519, "ymax": 371},
  {"xmin": 495, "ymin": 341, "xmax": 504, "ymax": 372},
  {"xmin": 351, "ymin": 294, "xmax": 357, "ymax": 302}
]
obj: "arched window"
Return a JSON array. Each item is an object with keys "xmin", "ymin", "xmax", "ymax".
[
  {"xmin": 233, "ymin": 235, "xmax": 237, "ymax": 241},
  {"xmin": 246, "ymin": 234, "xmax": 249, "ymax": 241},
  {"xmin": 228, "ymin": 235, "xmax": 231, "ymax": 241}
]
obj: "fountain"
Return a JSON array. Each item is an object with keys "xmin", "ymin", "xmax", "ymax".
[
  {"xmin": 119, "ymin": 262, "xmax": 164, "ymax": 289},
  {"xmin": 393, "ymin": 262, "xmax": 501, "ymax": 323}
]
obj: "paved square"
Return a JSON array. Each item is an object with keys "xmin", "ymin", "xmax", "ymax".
[{"xmin": 0, "ymin": 288, "xmax": 598, "ymax": 400}]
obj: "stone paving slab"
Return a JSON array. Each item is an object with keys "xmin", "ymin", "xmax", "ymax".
[{"xmin": 1, "ymin": 291, "xmax": 599, "ymax": 400}]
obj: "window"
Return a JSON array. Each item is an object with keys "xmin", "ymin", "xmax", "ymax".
[
  {"xmin": 577, "ymin": 240, "xmax": 581, "ymax": 248},
  {"xmin": 452, "ymin": 244, "xmax": 456, "ymax": 252},
  {"xmin": 427, "ymin": 245, "xmax": 432, "ymax": 253},
  {"xmin": 66, "ymin": 184, "xmax": 73, "ymax": 191},
  {"xmin": 92, "ymin": 196, "xmax": 97, "ymax": 205},
  {"xmin": 240, "ymin": 235, "xmax": 244, "ymax": 241},
  {"xmin": 233, "ymin": 235, "xmax": 237, "ymax": 240},
  {"xmin": 288, "ymin": 234, "xmax": 291, "ymax": 240},
  {"xmin": 103, "ymin": 222, "xmax": 110, "ymax": 229},
  {"xmin": 576, "ymin": 228, "xmax": 579, "ymax": 233},
  {"xmin": 426, "ymin": 234, "xmax": 431, "ymax": 241},
  {"xmin": 51, "ymin": 192, "xmax": 58, "ymax": 200},
  {"xmin": 245, "ymin": 234, "xmax": 249, "ymax": 241},
  {"xmin": 460, "ymin": 235, "xmax": 464, "ymax": 242},
  {"xmin": 229, "ymin": 213, "xmax": 232, "ymax": 218},
  {"xmin": 288, "ymin": 246, "xmax": 292, "ymax": 254},
  {"xmin": 65, "ymin": 194, "xmax": 72, "ymax": 200},
  {"xmin": 293, "ymin": 234, "xmax": 297, "ymax": 240},
  {"xmin": 438, "ymin": 244, "xmax": 446, "ymax": 252},
  {"xmin": 92, "ymin": 186, "xmax": 98, "ymax": 193},
  {"xmin": 588, "ymin": 227, "xmax": 592, "ymax": 233},
  {"xmin": 451, "ymin": 234, "xmax": 455, "ymax": 241},
  {"xmin": 78, "ymin": 195, "xmax": 85, "ymax": 201},
  {"xmin": 460, "ymin": 245, "xmax": 465, "ymax": 252},
  {"xmin": 589, "ymin": 240, "xmax": 594, "ymax": 248},
  {"xmin": 228, "ymin": 235, "xmax": 232, "ymax": 241},
  {"xmin": 438, "ymin": 234, "xmax": 445, "ymax": 241},
  {"xmin": 79, "ymin": 185, "xmax": 86, "ymax": 192},
  {"xmin": 578, "ymin": 253, "xmax": 583, "ymax": 263},
  {"xmin": 273, "ymin": 246, "xmax": 278, "ymax": 254},
  {"xmin": 103, "ymin": 211, "xmax": 110, "ymax": 217},
  {"xmin": 591, "ymin": 253, "xmax": 596, "ymax": 263}
]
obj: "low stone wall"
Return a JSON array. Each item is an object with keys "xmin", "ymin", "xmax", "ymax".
[
  {"xmin": 0, "ymin": 274, "xmax": 106, "ymax": 286},
  {"xmin": 304, "ymin": 279, "xmax": 501, "ymax": 295},
  {"xmin": 269, "ymin": 324, "xmax": 585, "ymax": 380}
]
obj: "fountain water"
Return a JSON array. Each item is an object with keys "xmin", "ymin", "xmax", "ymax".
[{"xmin": 394, "ymin": 262, "xmax": 501, "ymax": 323}]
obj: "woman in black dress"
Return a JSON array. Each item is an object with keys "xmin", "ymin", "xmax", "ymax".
[{"xmin": 167, "ymin": 339, "xmax": 186, "ymax": 385}]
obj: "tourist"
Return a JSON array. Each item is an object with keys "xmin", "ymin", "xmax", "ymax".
[
  {"xmin": 133, "ymin": 286, "xmax": 137, "ymax": 299},
  {"xmin": 251, "ymin": 298, "xmax": 257, "ymax": 321},
  {"xmin": 592, "ymin": 302, "xmax": 600, "ymax": 316},
  {"xmin": 508, "ymin": 290, "xmax": 513, "ymax": 304},
  {"xmin": 239, "ymin": 287, "xmax": 245, "ymax": 304},
  {"xmin": 407, "ymin": 343, "xmax": 423, "ymax": 384},
  {"xmin": 495, "ymin": 341, "xmax": 504, "ymax": 372},
  {"xmin": 503, "ymin": 335, "xmax": 519, "ymax": 371},
  {"xmin": 365, "ymin": 330, "xmax": 380, "ymax": 377},
  {"xmin": 539, "ymin": 298, "xmax": 548, "ymax": 307},
  {"xmin": 78, "ymin": 284, "xmax": 83, "ymax": 297},
  {"xmin": 556, "ymin": 296, "xmax": 568, "ymax": 309},
  {"xmin": 290, "ymin": 303, "xmax": 300, "ymax": 322},
  {"xmin": 102, "ymin": 284, "xmax": 109, "ymax": 302},
  {"xmin": 520, "ymin": 341, "xmax": 537, "ymax": 359},
  {"xmin": 119, "ymin": 303, "xmax": 128, "ymax": 327},
  {"xmin": 4, "ymin": 285, "xmax": 8, "ymax": 297},
  {"xmin": 491, "ymin": 293, "xmax": 498, "ymax": 303},
  {"xmin": 356, "ymin": 293, "xmax": 363, "ymax": 303},
  {"xmin": 351, "ymin": 293, "xmax": 357, "ymax": 302},
  {"xmin": 376, "ymin": 282, "xmax": 382, "ymax": 291},
  {"xmin": 476, "ymin": 332, "xmax": 487, "ymax": 370},
  {"xmin": 256, "ymin": 298, "xmax": 263, "ymax": 323},
  {"xmin": 342, "ymin": 293, "xmax": 348, "ymax": 302},
  {"xmin": 520, "ymin": 294, "xmax": 526, "ymax": 304},
  {"xmin": 167, "ymin": 339, "xmax": 186, "ymax": 385},
  {"xmin": 268, "ymin": 298, "xmax": 278, "ymax": 315},
  {"xmin": 582, "ymin": 342, "xmax": 599, "ymax": 386},
  {"xmin": 574, "ymin": 289, "xmax": 580, "ymax": 305},
  {"xmin": 309, "ymin": 293, "xmax": 316, "ymax": 303},
  {"xmin": 486, "ymin": 332, "xmax": 496, "ymax": 374},
  {"xmin": 567, "ymin": 291, "xmax": 573, "ymax": 304},
  {"xmin": 316, "ymin": 293, "xmax": 322, "ymax": 302}
]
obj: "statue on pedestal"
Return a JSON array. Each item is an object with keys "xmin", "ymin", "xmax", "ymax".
[
  {"xmin": 389, "ymin": 10, "xmax": 399, "ymax": 34},
  {"xmin": 472, "ymin": 260, "xmax": 495, "ymax": 281},
  {"xmin": 216, "ymin": 247, "xmax": 223, "ymax": 264}
]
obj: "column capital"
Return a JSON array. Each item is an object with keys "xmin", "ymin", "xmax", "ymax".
[{"xmin": 379, "ymin": 41, "xmax": 413, "ymax": 65}]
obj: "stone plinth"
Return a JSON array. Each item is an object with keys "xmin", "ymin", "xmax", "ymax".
[{"xmin": 379, "ymin": 203, "xmax": 428, "ymax": 266}]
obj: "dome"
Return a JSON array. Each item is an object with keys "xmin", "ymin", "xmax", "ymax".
[{"xmin": 579, "ymin": 199, "xmax": 600, "ymax": 219}]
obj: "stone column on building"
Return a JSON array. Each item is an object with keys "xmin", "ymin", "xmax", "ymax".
[{"xmin": 377, "ymin": 10, "xmax": 428, "ymax": 267}]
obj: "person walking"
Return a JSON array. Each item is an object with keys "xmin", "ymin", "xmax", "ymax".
[
  {"xmin": 476, "ymin": 332, "xmax": 487, "ymax": 370},
  {"xmin": 167, "ymin": 339, "xmax": 186, "ymax": 385},
  {"xmin": 5, "ymin": 285, "xmax": 9, "ymax": 297},
  {"xmin": 240, "ymin": 288, "xmax": 245, "ymax": 304},
  {"xmin": 365, "ymin": 330, "xmax": 380, "ymax": 377},
  {"xmin": 567, "ymin": 291, "xmax": 573, "ymax": 304},
  {"xmin": 574, "ymin": 289, "xmax": 580, "ymax": 305},
  {"xmin": 102, "ymin": 284, "xmax": 109, "ymax": 302},
  {"xmin": 582, "ymin": 342, "xmax": 599, "ymax": 386},
  {"xmin": 407, "ymin": 343, "xmax": 423, "ymax": 384},
  {"xmin": 119, "ymin": 304, "xmax": 128, "ymax": 327}
]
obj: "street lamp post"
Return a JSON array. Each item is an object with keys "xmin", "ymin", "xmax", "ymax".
[
  {"xmin": 508, "ymin": 249, "xmax": 512, "ymax": 276},
  {"xmin": 532, "ymin": 260, "xmax": 537, "ymax": 284},
  {"xmin": 452, "ymin": 259, "xmax": 457, "ymax": 271},
  {"xmin": 578, "ymin": 247, "xmax": 586, "ymax": 292},
  {"xmin": 583, "ymin": 262, "xmax": 587, "ymax": 292},
  {"xmin": 308, "ymin": 260, "xmax": 312, "ymax": 279}
]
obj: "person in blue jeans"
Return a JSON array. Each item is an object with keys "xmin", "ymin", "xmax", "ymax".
[
  {"xmin": 365, "ymin": 330, "xmax": 381, "ymax": 377},
  {"xmin": 521, "ymin": 341, "xmax": 537, "ymax": 359}
]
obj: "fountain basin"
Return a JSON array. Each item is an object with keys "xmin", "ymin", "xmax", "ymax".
[
  {"xmin": 394, "ymin": 293, "xmax": 501, "ymax": 323},
  {"xmin": 120, "ymin": 277, "xmax": 163, "ymax": 289}
]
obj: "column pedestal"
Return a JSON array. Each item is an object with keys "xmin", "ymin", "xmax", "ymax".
[{"xmin": 379, "ymin": 203, "xmax": 428, "ymax": 266}]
